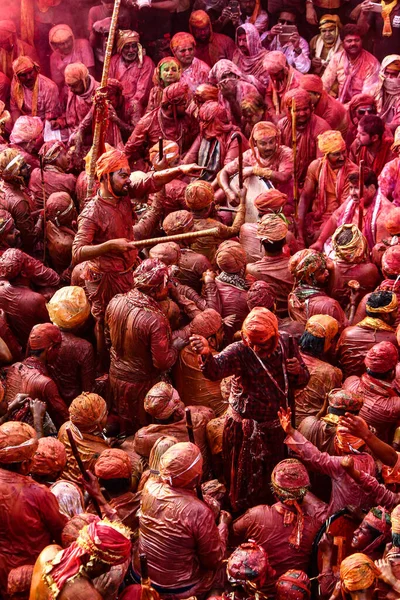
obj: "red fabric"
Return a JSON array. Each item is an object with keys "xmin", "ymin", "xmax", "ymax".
[
  {"xmin": 247, "ymin": 255, "xmax": 293, "ymax": 318},
  {"xmin": 365, "ymin": 341, "xmax": 398, "ymax": 372},
  {"xmin": 336, "ymin": 325, "xmax": 397, "ymax": 379},
  {"xmin": 95, "ymin": 448, "xmax": 132, "ymax": 480},
  {"xmin": 0, "ymin": 182, "xmax": 37, "ymax": 252},
  {"xmin": 31, "ymin": 437, "xmax": 67, "ymax": 477},
  {"xmin": 0, "ymin": 468, "xmax": 67, "ymax": 597},
  {"xmin": 0, "ymin": 282, "xmax": 50, "ymax": 348},
  {"xmin": 28, "ymin": 322, "xmax": 61, "ymax": 350},
  {"xmin": 29, "ymin": 168, "xmax": 76, "ymax": 211}
]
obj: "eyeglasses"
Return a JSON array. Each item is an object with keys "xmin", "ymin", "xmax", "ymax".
[{"xmin": 356, "ymin": 108, "xmax": 376, "ymax": 115}]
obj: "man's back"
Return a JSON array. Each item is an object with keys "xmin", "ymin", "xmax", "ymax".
[
  {"xmin": 336, "ymin": 324, "xmax": 397, "ymax": 378},
  {"xmin": 0, "ymin": 281, "xmax": 49, "ymax": 346},
  {"xmin": 0, "ymin": 469, "xmax": 66, "ymax": 596}
]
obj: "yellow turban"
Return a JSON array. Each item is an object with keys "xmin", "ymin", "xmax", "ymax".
[
  {"xmin": 317, "ymin": 130, "xmax": 346, "ymax": 155},
  {"xmin": 319, "ymin": 13, "xmax": 341, "ymax": 30},
  {"xmin": 340, "ymin": 553, "xmax": 380, "ymax": 593}
]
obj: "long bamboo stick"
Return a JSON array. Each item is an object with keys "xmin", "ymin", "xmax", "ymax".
[{"xmin": 129, "ymin": 227, "xmax": 219, "ymax": 248}]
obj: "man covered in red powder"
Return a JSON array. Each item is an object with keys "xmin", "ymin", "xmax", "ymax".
[{"xmin": 190, "ymin": 307, "xmax": 309, "ymax": 511}]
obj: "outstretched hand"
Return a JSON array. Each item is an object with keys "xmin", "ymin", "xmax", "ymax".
[{"xmin": 278, "ymin": 406, "xmax": 294, "ymax": 435}]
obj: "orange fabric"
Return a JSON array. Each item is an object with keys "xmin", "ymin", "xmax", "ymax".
[
  {"xmin": 31, "ymin": 437, "xmax": 67, "ymax": 477},
  {"xmin": 95, "ymin": 448, "xmax": 132, "ymax": 480},
  {"xmin": 29, "ymin": 323, "xmax": 62, "ymax": 350},
  {"xmin": 163, "ymin": 210, "xmax": 194, "ymax": 235},
  {"xmin": 335, "ymin": 427, "xmax": 365, "ymax": 452},
  {"xmin": 215, "ymin": 240, "xmax": 247, "ymax": 273},
  {"xmin": 69, "ymin": 392, "xmax": 107, "ymax": 432},
  {"xmin": 305, "ymin": 314, "xmax": 339, "ymax": 351},
  {"xmin": 251, "ymin": 120, "xmax": 280, "ymax": 141},
  {"xmin": 64, "ymin": 62, "xmax": 89, "ymax": 87},
  {"xmin": 256, "ymin": 213, "xmax": 288, "ymax": 242},
  {"xmin": 144, "ymin": 382, "xmax": 182, "ymax": 420},
  {"xmin": 0, "ymin": 421, "xmax": 37, "ymax": 463},
  {"xmin": 11, "ymin": 56, "xmax": 39, "ymax": 116},
  {"xmin": 95, "ymin": 144, "xmax": 130, "ymax": 180},
  {"xmin": 385, "ymin": 208, "xmax": 400, "ymax": 235},
  {"xmin": 185, "ymin": 180, "xmax": 214, "ymax": 210},
  {"xmin": 159, "ymin": 441, "xmax": 203, "ymax": 488},
  {"xmin": 241, "ymin": 307, "xmax": 279, "ymax": 346},
  {"xmin": 254, "ymin": 190, "xmax": 287, "ymax": 212},
  {"xmin": 189, "ymin": 10, "xmax": 211, "ymax": 28},
  {"xmin": 340, "ymin": 553, "xmax": 380, "ymax": 592},
  {"xmin": 391, "ymin": 504, "xmax": 400, "ymax": 532},
  {"xmin": 317, "ymin": 130, "xmax": 346, "ymax": 155},
  {"xmin": 171, "ymin": 32, "xmax": 196, "ymax": 52}
]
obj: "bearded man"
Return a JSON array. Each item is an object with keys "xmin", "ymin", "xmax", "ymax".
[
  {"xmin": 299, "ymin": 130, "xmax": 356, "ymax": 246},
  {"xmin": 108, "ymin": 30, "xmax": 154, "ymax": 127},
  {"xmin": 350, "ymin": 114, "xmax": 395, "ymax": 177},
  {"xmin": 190, "ymin": 307, "xmax": 309, "ymax": 512}
]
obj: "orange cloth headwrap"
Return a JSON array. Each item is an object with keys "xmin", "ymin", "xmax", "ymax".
[
  {"xmin": 95, "ymin": 448, "xmax": 132, "ymax": 480},
  {"xmin": 11, "ymin": 56, "xmax": 39, "ymax": 115},
  {"xmin": 257, "ymin": 213, "xmax": 288, "ymax": 242},
  {"xmin": 69, "ymin": 393, "xmax": 107, "ymax": 432},
  {"xmin": 64, "ymin": 62, "xmax": 89, "ymax": 87},
  {"xmin": 340, "ymin": 553, "xmax": 380, "ymax": 592},
  {"xmin": 171, "ymin": 32, "xmax": 195, "ymax": 52},
  {"xmin": 391, "ymin": 504, "xmax": 400, "ymax": 533},
  {"xmin": 215, "ymin": 240, "xmax": 247, "ymax": 273},
  {"xmin": 189, "ymin": 10, "xmax": 211, "ymax": 29},
  {"xmin": 31, "ymin": 437, "xmax": 67, "ymax": 477},
  {"xmin": 385, "ymin": 207, "xmax": 400, "ymax": 235},
  {"xmin": 0, "ymin": 421, "xmax": 38, "ymax": 464},
  {"xmin": 254, "ymin": 189, "xmax": 287, "ymax": 213},
  {"xmin": 317, "ymin": 130, "xmax": 346, "ymax": 155},
  {"xmin": 185, "ymin": 180, "xmax": 214, "ymax": 210},
  {"xmin": 305, "ymin": 314, "xmax": 339, "ymax": 352},
  {"xmin": 160, "ymin": 441, "xmax": 203, "ymax": 488},
  {"xmin": 251, "ymin": 120, "xmax": 280, "ymax": 141},
  {"xmin": 95, "ymin": 144, "xmax": 130, "ymax": 180},
  {"xmin": 332, "ymin": 224, "xmax": 368, "ymax": 264},
  {"xmin": 242, "ymin": 307, "xmax": 279, "ymax": 349}
]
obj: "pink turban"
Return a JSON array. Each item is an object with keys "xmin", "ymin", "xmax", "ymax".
[
  {"xmin": 10, "ymin": 116, "xmax": 43, "ymax": 144},
  {"xmin": 133, "ymin": 258, "xmax": 169, "ymax": 292}
]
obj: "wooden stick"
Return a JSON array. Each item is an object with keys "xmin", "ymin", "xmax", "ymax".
[
  {"xmin": 39, "ymin": 156, "xmax": 47, "ymax": 263},
  {"xmin": 129, "ymin": 227, "xmax": 219, "ymax": 248},
  {"xmin": 140, "ymin": 554, "xmax": 149, "ymax": 581},
  {"xmin": 231, "ymin": 132, "xmax": 243, "ymax": 189},
  {"xmin": 66, "ymin": 427, "xmax": 102, "ymax": 518},
  {"xmin": 158, "ymin": 137, "xmax": 163, "ymax": 161},
  {"xmin": 185, "ymin": 408, "xmax": 203, "ymax": 501},
  {"xmin": 357, "ymin": 159, "xmax": 365, "ymax": 232},
  {"xmin": 86, "ymin": 0, "xmax": 122, "ymax": 198},
  {"xmin": 291, "ymin": 98, "xmax": 299, "ymax": 219}
]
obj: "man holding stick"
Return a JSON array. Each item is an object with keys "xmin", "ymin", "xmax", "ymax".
[{"xmin": 72, "ymin": 144, "xmax": 203, "ymax": 363}]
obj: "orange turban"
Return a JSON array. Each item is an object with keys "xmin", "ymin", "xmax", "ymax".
[
  {"xmin": 64, "ymin": 62, "xmax": 89, "ymax": 87},
  {"xmin": 215, "ymin": 240, "xmax": 247, "ymax": 273},
  {"xmin": 299, "ymin": 74, "xmax": 323, "ymax": 94},
  {"xmin": 382, "ymin": 245, "xmax": 400, "ymax": 277},
  {"xmin": 31, "ymin": 437, "xmax": 67, "ymax": 477},
  {"xmin": 190, "ymin": 308, "xmax": 223, "ymax": 338},
  {"xmin": 69, "ymin": 393, "xmax": 107, "ymax": 432},
  {"xmin": 12, "ymin": 56, "xmax": 38, "ymax": 76},
  {"xmin": 0, "ymin": 421, "xmax": 38, "ymax": 464},
  {"xmin": 116, "ymin": 30, "xmax": 141, "ymax": 58},
  {"xmin": 185, "ymin": 180, "xmax": 214, "ymax": 210},
  {"xmin": 262, "ymin": 51, "xmax": 287, "ymax": 74},
  {"xmin": 289, "ymin": 249, "xmax": 327, "ymax": 284},
  {"xmin": 327, "ymin": 388, "xmax": 363, "ymax": 412},
  {"xmin": 365, "ymin": 341, "xmax": 398, "ymax": 373},
  {"xmin": 149, "ymin": 140, "xmax": 179, "ymax": 166},
  {"xmin": 160, "ymin": 441, "xmax": 203, "ymax": 488},
  {"xmin": 257, "ymin": 213, "xmax": 288, "ymax": 242},
  {"xmin": 95, "ymin": 144, "xmax": 129, "ymax": 180},
  {"xmin": 149, "ymin": 242, "xmax": 181, "ymax": 265},
  {"xmin": 305, "ymin": 314, "xmax": 339, "ymax": 351},
  {"xmin": 61, "ymin": 513, "xmax": 99, "ymax": 548},
  {"xmin": 144, "ymin": 382, "xmax": 183, "ymax": 420},
  {"xmin": 47, "ymin": 286, "xmax": 91, "ymax": 330},
  {"xmin": 340, "ymin": 553, "xmax": 380, "ymax": 592},
  {"xmin": 189, "ymin": 10, "xmax": 211, "ymax": 29},
  {"xmin": 254, "ymin": 190, "xmax": 287, "ymax": 213},
  {"xmin": 242, "ymin": 307, "xmax": 279, "ymax": 349},
  {"xmin": 385, "ymin": 208, "xmax": 400, "ymax": 235},
  {"xmin": 171, "ymin": 32, "xmax": 195, "ymax": 52},
  {"xmin": 28, "ymin": 323, "xmax": 62, "ymax": 350},
  {"xmin": 251, "ymin": 120, "xmax": 280, "ymax": 141},
  {"xmin": 163, "ymin": 210, "xmax": 194, "ymax": 235},
  {"xmin": 332, "ymin": 224, "xmax": 367, "ymax": 264},
  {"xmin": 317, "ymin": 130, "xmax": 346, "ymax": 155},
  {"xmin": 95, "ymin": 448, "xmax": 132, "ymax": 480},
  {"xmin": 391, "ymin": 504, "xmax": 400, "ymax": 533},
  {"xmin": 194, "ymin": 83, "xmax": 219, "ymax": 103},
  {"xmin": 319, "ymin": 13, "xmax": 341, "ymax": 29}
]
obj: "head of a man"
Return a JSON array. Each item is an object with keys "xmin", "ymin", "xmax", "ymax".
[
  {"xmin": 275, "ymin": 570, "xmax": 311, "ymax": 600},
  {"xmin": 318, "ymin": 130, "xmax": 346, "ymax": 169},
  {"xmin": 348, "ymin": 168, "xmax": 378, "ymax": 208},
  {"xmin": 13, "ymin": 57, "xmax": 39, "ymax": 91},
  {"xmin": 28, "ymin": 323, "xmax": 62, "ymax": 362},
  {"xmin": 263, "ymin": 51, "xmax": 289, "ymax": 91},
  {"xmin": 236, "ymin": 26, "xmax": 249, "ymax": 56},
  {"xmin": 319, "ymin": 14, "xmax": 340, "ymax": 47},
  {"xmin": 49, "ymin": 24, "xmax": 74, "ymax": 57},
  {"xmin": 161, "ymin": 82, "xmax": 188, "ymax": 119},
  {"xmin": 351, "ymin": 507, "xmax": 391, "ymax": 553},
  {"xmin": 357, "ymin": 114, "xmax": 384, "ymax": 149},
  {"xmin": 251, "ymin": 121, "xmax": 279, "ymax": 161},
  {"xmin": 133, "ymin": 258, "xmax": 169, "ymax": 300},
  {"xmin": 332, "ymin": 224, "xmax": 367, "ymax": 264},
  {"xmin": 0, "ymin": 421, "xmax": 38, "ymax": 475},
  {"xmin": 96, "ymin": 145, "xmax": 131, "ymax": 198},
  {"xmin": 339, "ymin": 553, "xmax": 380, "ymax": 600},
  {"xmin": 0, "ymin": 210, "xmax": 20, "ymax": 249},
  {"xmin": 171, "ymin": 33, "xmax": 196, "ymax": 68},
  {"xmin": 277, "ymin": 10, "xmax": 297, "ymax": 26},
  {"xmin": 299, "ymin": 74, "xmax": 323, "ymax": 108},
  {"xmin": 299, "ymin": 314, "xmax": 339, "ymax": 356},
  {"xmin": 366, "ymin": 290, "xmax": 398, "ymax": 326},
  {"xmin": 241, "ymin": 307, "xmax": 279, "ymax": 357},
  {"xmin": 95, "ymin": 448, "xmax": 134, "ymax": 495},
  {"xmin": 189, "ymin": 10, "xmax": 212, "ymax": 45},
  {"xmin": 64, "ymin": 62, "xmax": 90, "ymax": 96},
  {"xmin": 284, "ymin": 89, "xmax": 312, "ymax": 132},
  {"xmin": 0, "ymin": 20, "xmax": 16, "ymax": 53},
  {"xmin": 240, "ymin": 0, "xmax": 256, "ymax": 16},
  {"xmin": 159, "ymin": 58, "xmax": 181, "ymax": 87},
  {"xmin": 0, "ymin": 148, "xmax": 30, "ymax": 187},
  {"xmin": 289, "ymin": 249, "xmax": 330, "ymax": 288},
  {"xmin": 349, "ymin": 94, "xmax": 377, "ymax": 126},
  {"xmin": 340, "ymin": 24, "xmax": 363, "ymax": 60}
]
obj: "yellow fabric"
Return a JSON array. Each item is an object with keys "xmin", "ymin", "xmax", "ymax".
[
  {"xmin": 340, "ymin": 553, "xmax": 380, "ymax": 592},
  {"xmin": 332, "ymin": 224, "xmax": 368, "ymax": 263},
  {"xmin": 382, "ymin": 0, "xmax": 398, "ymax": 36},
  {"xmin": 317, "ymin": 130, "xmax": 346, "ymax": 155}
]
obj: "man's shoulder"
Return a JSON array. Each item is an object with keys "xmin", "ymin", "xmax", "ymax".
[{"xmin": 38, "ymin": 73, "xmax": 59, "ymax": 92}]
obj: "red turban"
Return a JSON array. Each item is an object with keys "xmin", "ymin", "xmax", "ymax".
[
  {"xmin": 9, "ymin": 115, "xmax": 43, "ymax": 144},
  {"xmin": 215, "ymin": 240, "xmax": 246, "ymax": 273},
  {"xmin": 0, "ymin": 248, "xmax": 33, "ymax": 280},
  {"xmin": 149, "ymin": 242, "xmax": 181, "ymax": 265},
  {"xmin": 28, "ymin": 323, "xmax": 62, "ymax": 350},
  {"xmin": 385, "ymin": 208, "xmax": 400, "ymax": 235},
  {"xmin": 327, "ymin": 389, "xmax": 363, "ymax": 412},
  {"xmin": 299, "ymin": 74, "xmax": 323, "ymax": 94},
  {"xmin": 276, "ymin": 570, "xmax": 311, "ymax": 600},
  {"xmin": 227, "ymin": 542, "xmax": 275, "ymax": 586},
  {"xmin": 247, "ymin": 280, "xmax": 275, "ymax": 311},
  {"xmin": 39, "ymin": 140, "xmax": 65, "ymax": 165},
  {"xmin": 161, "ymin": 82, "xmax": 189, "ymax": 107},
  {"xmin": 194, "ymin": 83, "xmax": 219, "ymax": 103},
  {"xmin": 254, "ymin": 190, "xmax": 287, "ymax": 213},
  {"xmin": 69, "ymin": 393, "xmax": 107, "ymax": 432},
  {"xmin": 382, "ymin": 245, "xmax": 400, "ymax": 277},
  {"xmin": 61, "ymin": 513, "xmax": 99, "ymax": 548},
  {"xmin": 349, "ymin": 93, "xmax": 376, "ymax": 114},
  {"xmin": 144, "ymin": 382, "xmax": 182, "ymax": 420},
  {"xmin": 190, "ymin": 308, "xmax": 223, "ymax": 338},
  {"xmin": 185, "ymin": 180, "xmax": 214, "ymax": 210},
  {"xmin": 95, "ymin": 448, "xmax": 132, "ymax": 480},
  {"xmin": 160, "ymin": 441, "xmax": 203, "ymax": 489},
  {"xmin": 284, "ymin": 89, "xmax": 311, "ymax": 112},
  {"xmin": 163, "ymin": 210, "xmax": 194, "ymax": 235},
  {"xmin": 7, "ymin": 565, "xmax": 34, "ymax": 596},
  {"xmin": 45, "ymin": 520, "xmax": 132, "ymax": 597},
  {"xmin": 365, "ymin": 341, "xmax": 398, "ymax": 373},
  {"xmin": 133, "ymin": 258, "xmax": 169, "ymax": 292},
  {"xmin": 199, "ymin": 101, "xmax": 230, "ymax": 138},
  {"xmin": 31, "ymin": 437, "xmax": 67, "ymax": 477},
  {"xmin": 0, "ymin": 421, "xmax": 38, "ymax": 464},
  {"xmin": 242, "ymin": 307, "xmax": 279, "ymax": 349},
  {"xmin": 46, "ymin": 192, "xmax": 75, "ymax": 221},
  {"xmin": 363, "ymin": 506, "xmax": 392, "ymax": 535},
  {"xmin": 95, "ymin": 144, "xmax": 129, "ymax": 180},
  {"xmin": 171, "ymin": 32, "xmax": 195, "ymax": 52}
]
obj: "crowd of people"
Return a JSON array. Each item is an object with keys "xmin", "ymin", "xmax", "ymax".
[{"xmin": 2, "ymin": 0, "xmax": 400, "ymax": 598}]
